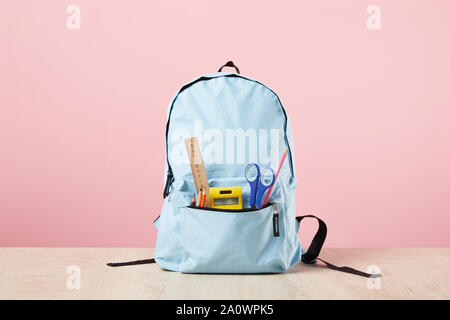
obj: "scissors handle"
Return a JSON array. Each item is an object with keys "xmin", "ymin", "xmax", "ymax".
[
  {"xmin": 245, "ymin": 163, "xmax": 260, "ymax": 208},
  {"xmin": 255, "ymin": 186, "xmax": 268, "ymax": 209},
  {"xmin": 255, "ymin": 167, "xmax": 275, "ymax": 209},
  {"xmin": 249, "ymin": 179, "xmax": 258, "ymax": 208}
]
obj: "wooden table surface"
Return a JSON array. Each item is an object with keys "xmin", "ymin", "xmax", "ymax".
[{"xmin": 0, "ymin": 248, "xmax": 448, "ymax": 300}]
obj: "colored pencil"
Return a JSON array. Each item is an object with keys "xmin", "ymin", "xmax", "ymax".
[
  {"xmin": 199, "ymin": 190, "xmax": 206, "ymax": 207},
  {"xmin": 196, "ymin": 188, "xmax": 202, "ymax": 207},
  {"xmin": 262, "ymin": 147, "xmax": 289, "ymax": 207}
]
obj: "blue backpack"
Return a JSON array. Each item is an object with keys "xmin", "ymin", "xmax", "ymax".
[{"xmin": 108, "ymin": 61, "xmax": 379, "ymax": 278}]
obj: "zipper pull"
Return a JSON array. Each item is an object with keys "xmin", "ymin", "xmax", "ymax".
[
  {"xmin": 163, "ymin": 169, "xmax": 174, "ymax": 198},
  {"xmin": 273, "ymin": 202, "xmax": 280, "ymax": 237}
]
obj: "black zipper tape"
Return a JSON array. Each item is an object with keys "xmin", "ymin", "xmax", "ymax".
[{"xmin": 187, "ymin": 202, "xmax": 273, "ymax": 213}]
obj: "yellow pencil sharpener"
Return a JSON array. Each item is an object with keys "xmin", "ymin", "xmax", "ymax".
[{"xmin": 209, "ymin": 186, "xmax": 243, "ymax": 210}]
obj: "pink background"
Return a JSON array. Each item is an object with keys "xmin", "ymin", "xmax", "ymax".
[{"xmin": 1, "ymin": 1, "xmax": 449, "ymax": 247}]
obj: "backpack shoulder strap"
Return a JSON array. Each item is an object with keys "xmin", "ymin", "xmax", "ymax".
[{"xmin": 296, "ymin": 215, "xmax": 381, "ymax": 278}]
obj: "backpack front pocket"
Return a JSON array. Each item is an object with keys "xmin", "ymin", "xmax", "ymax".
[{"xmin": 178, "ymin": 203, "xmax": 290, "ymax": 273}]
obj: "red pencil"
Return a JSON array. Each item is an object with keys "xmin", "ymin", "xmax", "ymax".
[{"xmin": 262, "ymin": 147, "xmax": 289, "ymax": 206}]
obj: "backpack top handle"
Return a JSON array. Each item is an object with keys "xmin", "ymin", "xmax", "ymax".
[{"xmin": 218, "ymin": 61, "xmax": 240, "ymax": 74}]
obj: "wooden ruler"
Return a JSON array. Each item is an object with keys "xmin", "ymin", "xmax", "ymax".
[{"xmin": 184, "ymin": 137, "xmax": 210, "ymax": 207}]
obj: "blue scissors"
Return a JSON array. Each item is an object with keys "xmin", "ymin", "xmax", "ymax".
[{"xmin": 244, "ymin": 163, "xmax": 275, "ymax": 209}]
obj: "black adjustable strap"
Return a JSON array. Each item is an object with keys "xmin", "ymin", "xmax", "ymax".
[
  {"xmin": 107, "ymin": 258, "xmax": 155, "ymax": 267},
  {"xmin": 218, "ymin": 61, "xmax": 240, "ymax": 74},
  {"xmin": 107, "ymin": 216, "xmax": 380, "ymax": 278},
  {"xmin": 296, "ymin": 215, "xmax": 381, "ymax": 278}
]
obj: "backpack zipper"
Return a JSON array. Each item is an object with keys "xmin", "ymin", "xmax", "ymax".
[
  {"xmin": 187, "ymin": 202, "xmax": 273, "ymax": 212},
  {"xmin": 272, "ymin": 202, "xmax": 280, "ymax": 237},
  {"xmin": 163, "ymin": 168, "xmax": 173, "ymax": 198}
]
